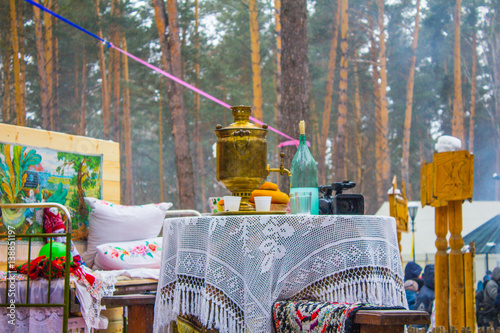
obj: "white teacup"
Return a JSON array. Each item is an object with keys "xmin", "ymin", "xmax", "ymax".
[
  {"xmin": 223, "ymin": 196, "xmax": 241, "ymax": 212},
  {"xmin": 254, "ymin": 196, "xmax": 272, "ymax": 212}
]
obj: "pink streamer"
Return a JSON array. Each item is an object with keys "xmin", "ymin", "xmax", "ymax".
[
  {"xmin": 111, "ymin": 44, "xmax": 297, "ymax": 144},
  {"xmin": 111, "ymin": 44, "xmax": 232, "ymax": 109},
  {"xmin": 278, "ymin": 140, "xmax": 310, "ymax": 148}
]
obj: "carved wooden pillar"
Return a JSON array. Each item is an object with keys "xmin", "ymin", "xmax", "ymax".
[
  {"xmin": 388, "ymin": 177, "xmax": 408, "ymax": 264},
  {"xmin": 421, "ymin": 149, "xmax": 473, "ymax": 330},
  {"xmin": 448, "ymin": 200, "xmax": 465, "ymax": 328},
  {"xmin": 464, "ymin": 244, "xmax": 476, "ymax": 331},
  {"xmin": 434, "ymin": 205, "xmax": 449, "ymax": 328}
]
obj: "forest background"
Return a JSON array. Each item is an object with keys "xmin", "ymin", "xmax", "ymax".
[{"xmin": 1, "ymin": 0, "xmax": 499, "ymax": 214}]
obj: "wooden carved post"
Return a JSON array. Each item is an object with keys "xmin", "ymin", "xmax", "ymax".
[
  {"xmin": 448, "ymin": 200, "xmax": 465, "ymax": 328},
  {"xmin": 422, "ymin": 162, "xmax": 449, "ymax": 327},
  {"xmin": 421, "ymin": 149, "xmax": 473, "ymax": 329},
  {"xmin": 435, "ymin": 205, "xmax": 449, "ymax": 328},
  {"xmin": 464, "ymin": 243, "xmax": 476, "ymax": 332},
  {"xmin": 388, "ymin": 176, "xmax": 408, "ymax": 262},
  {"xmin": 432, "ymin": 150, "xmax": 473, "ymax": 329}
]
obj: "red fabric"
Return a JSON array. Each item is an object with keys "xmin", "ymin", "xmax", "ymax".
[
  {"xmin": 16, "ymin": 256, "xmax": 95, "ymax": 286},
  {"xmin": 43, "ymin": 208, "xmax": 66, "ymax": 233},
  {"xmin": 17, "ymin": 256, "xmax": 66, "ymax": 280}
]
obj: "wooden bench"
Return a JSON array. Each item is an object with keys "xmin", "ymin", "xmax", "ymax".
[{"xmin": 355, "ymin": 310, "xmax": 431, "ymax": 333}]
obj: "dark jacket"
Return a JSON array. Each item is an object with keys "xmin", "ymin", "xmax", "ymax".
[{"xmin": 414, "ymin": 264, "xmax": 435, "ymax": 314}]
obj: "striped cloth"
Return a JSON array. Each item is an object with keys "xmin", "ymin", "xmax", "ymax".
[{"xmin": 273, "ymin": 300, "xmax": 405, "ymax": 333}]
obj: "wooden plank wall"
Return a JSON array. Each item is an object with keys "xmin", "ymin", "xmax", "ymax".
[{"xmin": 0, "ymin": 124, "xmax": 120, "ymax": 260}]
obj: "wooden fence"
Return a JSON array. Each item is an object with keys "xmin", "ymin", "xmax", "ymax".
[{"xmin": 409, "ymin": 326, "xmax": 500, "ymax": 333}]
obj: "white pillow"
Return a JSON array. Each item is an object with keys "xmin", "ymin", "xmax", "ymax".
[
  {"xmin": 83, "ymin": 197, "xmax": 172, "ymax": 268},
  {"xmin": 94, "ymin": 237, "xmax": 163, "ymax": 270}
]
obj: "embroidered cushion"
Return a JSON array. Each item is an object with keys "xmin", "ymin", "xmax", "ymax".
[
  {"xmin": 94, "ymin": 237, "xmax": 162, "ymax": 270},
  {"xmin": 83, "ymin": 197, "xmax": 172, "ymax": 268}
]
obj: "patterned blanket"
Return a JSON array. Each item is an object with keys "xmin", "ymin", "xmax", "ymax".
[{"xmin": 273, "ymin": 300, "xmax": 405, "ymax": 333}]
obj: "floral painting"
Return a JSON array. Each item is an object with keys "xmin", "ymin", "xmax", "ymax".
[{"xmin": 0, "ymin": 142, "xmax": 103, "ymax": 241}]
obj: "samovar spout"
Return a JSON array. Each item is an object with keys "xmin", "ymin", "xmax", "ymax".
[{"xmin": 267, "ymin": 153, "xmax": 291, "ymax": 177}]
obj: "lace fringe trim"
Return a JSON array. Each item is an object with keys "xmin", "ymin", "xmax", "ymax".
[
  {"xmin": 153, "ymin": 276, "xmax": 407, "ymax": 333},
  {"xmin": 317, "ymin": 277, "xmax": 408, "ymax": 308},
  {"xmin": 154, "ymin": 283, "xmax": 245, "ymax": 333}
]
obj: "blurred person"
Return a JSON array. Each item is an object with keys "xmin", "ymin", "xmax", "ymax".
[
  {"xmin": 478, "ymin": 267, "xmax": 500, "ymax": 328},
  {"xmin": 404, "ymin": 262, "xmax": 423, "ymax": 309},
  {"xmin": 414, "ymin": 264, "xmax": 435, "ymax": 314}
]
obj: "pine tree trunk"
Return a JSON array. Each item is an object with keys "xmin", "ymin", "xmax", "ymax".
[
  {"xmin": 279, "ymin": 0, "xmax": 309, "ymax": 193},
  {"xmin": 274, "ymin": 0, "xmax": 282, "ymax": 186},
  {"xmin": 401, "ymin": 0, "xmax": 420, "ymax": 198},
  {"xmin": 336, "ymin": 0, "xmax": 349, "ymax": 182},
  {"xmin": 17, "ymin": 1, "xmax": 26, "ymax": 121},
  {"xmin": 444, "ymin": 59, "xmax": 453, "ymax": 112},
  {"xmin": 469, "ymin": 32, "xmax": 477, "ymax": 152},
  {"xmin": 44, "ymin": 0, "xmax": 54, "ymax": 130},
  {"xmin": 153, "ymin": 0, "xmax": 196, "ymax": 209},
  {"xmin": 452, "ymin": 0, "xmax": 464, "ymax": 143},
  {"xmin": 94, "ymin": 0, "xmax": 111, "ymax": 140},
  {"xmin": 79, "ymin": 50, "xmax": 88, "ymax": 136},
  {"xmin": 159, "ymin": 90, "xmax": 164, "ymax": 202},
  {"xmin": 310, "ymin": 92, "xmax": 320, "ymax": 165},
  {"xmin": 33, "ymin": 0, "xmax": 50, "ymax": 129},
  {"xmin": 121, "ymin": 36, "xmax": 133, "ymax": 205},
  {"xmin": 52, "ymin": 15, "xmax": 59, "ymax": 131},
  {"xmin": 369, "ymin": 13, "xmax": 383, "ymax": 204},
  {"xmin": 9, "ymin": 0, "xmax": 24, "ymax": 126},
  {"xmin": 318, "ymin": 1, "xmax": 341, "ymax": 184},
  {"xmin": 249, "ymin": 0, "xmax": 263, "ymax": 121},
  {"xmin": 1, "ymin": 52, "xmax": 11, "ymax": 123},
  {"xmin": 194, "ymin": 0, "xmax": 205, "ymax": 211},
  {"xmin": 376, "ymin": 0, "xmax": 390, "ymax": 205},
  {"xmin": 353, "ymin": 50, "xmax": 362, "ymax": 184},
  {"xmin": 319, "ymin": 0, "xmax": 341, "ymax": 185},
  {"xmin": 111, "ymin": 0, "xmax": 121, "ymax": 143},
  {"xmin": 73, "ymin": 53, "xmax": 79, "ymax": 133},
  {"xmin": 274, "ymin": 0, "xmax": 282, "ymax": 112},
  {"xmin": 112, "ymin": 45, "xmax": 121, "ymax": 143}
]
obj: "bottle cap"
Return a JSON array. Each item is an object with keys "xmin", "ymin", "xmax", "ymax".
[{"xmin": 299, "ymin": 120, "xmax": 305, "ymax": 135}]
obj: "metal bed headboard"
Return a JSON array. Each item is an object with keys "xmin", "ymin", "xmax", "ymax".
[{"xmin": 0, "ymin": 202, "xmax": 72, "ymax": 333}]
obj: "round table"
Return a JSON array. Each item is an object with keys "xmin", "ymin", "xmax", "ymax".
[{"xmin": 154, "ymin": 214, "xmax": 407, "ymax": 333}]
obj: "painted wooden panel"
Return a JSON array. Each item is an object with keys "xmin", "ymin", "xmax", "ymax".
[
  {"xmin": 0, "ymin": 123, "xmax": 120, "ymax": 204},
  {"xmin": 0, "ymin": 124, "xmax": 121, "ymax": 261}
]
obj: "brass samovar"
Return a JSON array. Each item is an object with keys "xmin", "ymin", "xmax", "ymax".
[{"xmin": 215, "ymin": 105, "xmax": 290, "ymax": 211}]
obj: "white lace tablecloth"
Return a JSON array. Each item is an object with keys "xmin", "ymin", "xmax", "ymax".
[{"xmin": 153, "ymin": 214, "xmax": 408, "ymax": 333}]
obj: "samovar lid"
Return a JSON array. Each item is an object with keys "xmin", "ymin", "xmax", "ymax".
[{"xmin": 215, "ymin": 105, "xmax": 268, "ymax": 138}]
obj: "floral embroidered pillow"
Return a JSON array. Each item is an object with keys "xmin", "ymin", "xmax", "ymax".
[
  {"xmin": 83, "ymin": 197, "xmax": 172, "ymax": 268},
  {"xmin": 94, "ymin": 237, "xmax": 163, "ymax": 270}
]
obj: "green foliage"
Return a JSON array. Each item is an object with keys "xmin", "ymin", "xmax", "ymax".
[{"xmin": 2, "ymin": 0, "xmax": 500, "ymax": 212}]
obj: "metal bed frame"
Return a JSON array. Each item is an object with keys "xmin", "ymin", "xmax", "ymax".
[
  {"xmin": 0, "ymin": 202, "xmax": 72, "ymax": 332},
  {"xmin": 0, "ymin": 203, "xmax": 203, "ymax": 332}
]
